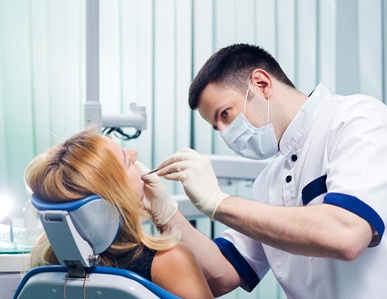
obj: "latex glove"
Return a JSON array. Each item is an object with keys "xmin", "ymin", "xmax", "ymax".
[
  {"xmin": 135, "ymin": 161, "xmax": 178, "ymax": 226},
  {"xmin": 157, "ymin": 148, "xmax": 228, "ymax": 220}
]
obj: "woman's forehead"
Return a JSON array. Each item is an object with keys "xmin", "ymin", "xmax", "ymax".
[{"xmin": 102, "ymin": 136, "xmax": 123, "ymax": 159}]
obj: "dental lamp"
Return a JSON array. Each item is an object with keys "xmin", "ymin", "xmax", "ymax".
[{"xmin": 83, "ymin": 0, "xmax": 147, "ymax": 137}]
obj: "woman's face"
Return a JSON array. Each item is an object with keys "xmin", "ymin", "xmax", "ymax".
[{"xmin": 103, "ymin": 136, "xmax": 144, "ymax": 201}]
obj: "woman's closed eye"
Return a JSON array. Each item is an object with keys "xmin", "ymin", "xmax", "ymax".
[{"xmin": 122, "ymin": 150, "xmax": 131, "ymax": 168}]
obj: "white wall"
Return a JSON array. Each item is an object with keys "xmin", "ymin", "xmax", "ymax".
[{"xmin": 0, "ymin": 0, "xmax": 386, "ymax": 297}]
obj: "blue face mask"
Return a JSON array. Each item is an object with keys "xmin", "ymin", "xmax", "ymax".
[{"xmin": 220, "ymin": 80, "xmax": 278, "ymax": 160}]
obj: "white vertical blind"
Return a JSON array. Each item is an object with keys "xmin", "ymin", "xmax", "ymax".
[
  {"xmin": 153, "ymin": 0, "xmax": 177, "ymax": 193},
  {"xmin": 336, "ymin": 0, "xmax": 360, "ymax": 95},
  {"xmin": 295, "ymin": 0, "xmax": 317, "ymax": 93},
  {"xmin": 317, "ymin": 0, "xmax": 337, "ymax": 89},
  {"xmin": 384, "ymin": 0, "xmax": 387, "ymax": 99},
  {"xmin": 192, "ymin": 0, "xmax": 215, "ymax": 154},
  {"xmin": 133, "ymin": 0, "xmax": 153, "ymax": 164},
  {"xmin": 358, "ymin": 0, "xmax": 383, "ymax": 100},
  {"xmin": 1, "ymin": 0, "xmax": 386, "ymax": 297},
  {"xmin": 0, "ymin": 0, "xmax": 37, "ymax": 210}
]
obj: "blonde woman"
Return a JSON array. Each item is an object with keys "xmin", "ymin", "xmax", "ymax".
[{"xmin": 24, "ymin": 129, "xmax": 213, "ymax": 299}]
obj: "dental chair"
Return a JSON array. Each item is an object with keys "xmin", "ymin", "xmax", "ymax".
[{"xmin": 13, "ymin": 194, "xmax": 180, "ymax": 299}]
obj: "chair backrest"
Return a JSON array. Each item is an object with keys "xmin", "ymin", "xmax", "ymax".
[
  {"xmin": 13, "ymin": 195, "xmax": 181, "ymax": 299},
  {"xmin": 31, "ymin": 194, "xmax": 121, "ymax": 270},
  {"xmin": 13, "ymin": 265, "xmax": 180, "ymax": 299}
]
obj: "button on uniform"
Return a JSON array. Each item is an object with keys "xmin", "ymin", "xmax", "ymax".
[
  {"xmin": 286, "ymin": 155, "xmax": 297, "ymax": 183},
  {"xmin": 282, "ymin": 154, "xmax": 297, "ymax": 205}
]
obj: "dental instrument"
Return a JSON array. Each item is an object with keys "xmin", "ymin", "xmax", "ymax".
[{"xmin": 141, "ymin": 168, "xmax": 159, "ymax": 177}]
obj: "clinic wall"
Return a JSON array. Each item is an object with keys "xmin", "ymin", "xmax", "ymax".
[
  {"xmin": 0, "ymin": 0, "xmax": 386, "ymax": 297},
  {"xmin": 1, "ymin": 0, "xmax": 387, "ymax": 211}
]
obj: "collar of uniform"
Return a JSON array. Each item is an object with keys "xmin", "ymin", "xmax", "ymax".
[{"xmin": 279, "ymin": 83, "xmax": 332, "ymax": 159}]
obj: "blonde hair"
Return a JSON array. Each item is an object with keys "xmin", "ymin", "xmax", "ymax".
[{"xmin": 25, "ymin": 128, "xmax": 179, "ymax": 268}]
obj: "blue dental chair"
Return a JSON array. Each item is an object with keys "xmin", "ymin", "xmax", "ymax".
[{"xmin": 13, "ymin": 195, "xmax": 180, "ymax": 299}]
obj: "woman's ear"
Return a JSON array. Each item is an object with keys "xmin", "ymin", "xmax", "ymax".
[{"xmin": 251, "ymin": 69, "xmax": 272, "ymax": 99}]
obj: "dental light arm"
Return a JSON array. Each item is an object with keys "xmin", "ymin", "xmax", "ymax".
[
  {"xmin": 85, "ymin": 101, "xmax": 147, "ymax": 139},
  {"xmin": 101, "ymin": 103, "xmax": 147, "ymax": 141},
  {"xmin": 84, "ymin": 100, "xmax": 102, "ymax": 130},
  {"xmin": 84, "ymin": 0, "xmax": 146, "ymax": 138},
  {"xmin": 102, "ymin": 103, "xmax": 147, "ymax": 130}
]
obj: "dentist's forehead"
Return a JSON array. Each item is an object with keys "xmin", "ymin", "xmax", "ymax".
[{"xmin": 198, "ymin": 83, "xmax": 245, "ymax": 127}]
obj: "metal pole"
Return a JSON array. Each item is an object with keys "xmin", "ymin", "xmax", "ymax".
[{"xmin": 84, "ymin": 0, "xmax": 102, "ymax": 131}]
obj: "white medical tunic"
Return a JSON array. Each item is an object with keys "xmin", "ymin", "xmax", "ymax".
[{"xmin": 214, "ymin": 84, "xmax": 387, "ymax": 299}]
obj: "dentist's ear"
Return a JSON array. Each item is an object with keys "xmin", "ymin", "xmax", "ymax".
[{"xmin": 251, "ymin": 69, "xmax": 273, "ymax": 100}]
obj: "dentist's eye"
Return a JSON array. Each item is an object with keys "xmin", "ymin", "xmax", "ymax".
[{"xmin": 221, "ymin": 109, "xmax": 229, "ymax": 120}]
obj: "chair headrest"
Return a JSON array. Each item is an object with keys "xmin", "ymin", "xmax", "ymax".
[{"xmin": 32, "ymin": 194, "xmax": 121, "ymax": 268}]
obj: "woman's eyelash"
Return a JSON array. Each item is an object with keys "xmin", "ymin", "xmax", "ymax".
[
  {"xmin": 125, "ymin": 155, "xmax": 131, "ymax": 168},
  {"xmin": 122, "ymin": 150, "xmax": 130, "ymax": 168}
]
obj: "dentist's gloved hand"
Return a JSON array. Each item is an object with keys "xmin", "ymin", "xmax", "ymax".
[
  {"xmin": 157, "ymin": 148, "xmax": 229, "ymax": 221},
  {"xmin": 135, "ymin": 161, "xmax": 178, "ymax": 226}
]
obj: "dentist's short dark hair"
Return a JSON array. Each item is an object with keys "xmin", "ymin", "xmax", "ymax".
[{"xmin": 188, "ymin": 43, "xmax": 295, "ymax": 110}]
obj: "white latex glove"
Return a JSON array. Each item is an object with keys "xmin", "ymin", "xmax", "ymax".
[
  {"xmin": 135, "ymin": 161, "xmax": 178, "ymax": 226},
  {"xmin": 157, "ymin": 148, "xmax": 229, "ymax": 220}
]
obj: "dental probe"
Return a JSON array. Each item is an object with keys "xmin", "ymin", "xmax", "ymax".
[{"xmin": 142, "ymin": 168, "xmax": 159, "ymax": 177}]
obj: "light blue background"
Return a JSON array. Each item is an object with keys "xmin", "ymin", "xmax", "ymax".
[{"xmin": 1, "ymin": 1, "xmax": 386, "ymax": 298}]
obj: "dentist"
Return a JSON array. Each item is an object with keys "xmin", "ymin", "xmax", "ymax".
[{"xmin": 141, "ymin": 44, "xmax": 387, "ymax": 299}]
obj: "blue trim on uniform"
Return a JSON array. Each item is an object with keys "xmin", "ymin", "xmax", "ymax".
[
  {"xmin": 301, "ymin": 175, "xmax": 327, "ymax": 205},
  {"xmin": 324, "ymin": 192, "xmax": 385, "ymax": 246},
  {"xmin": 213, "ymin": 237, "xmax": 259, "ymax": 291}
]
